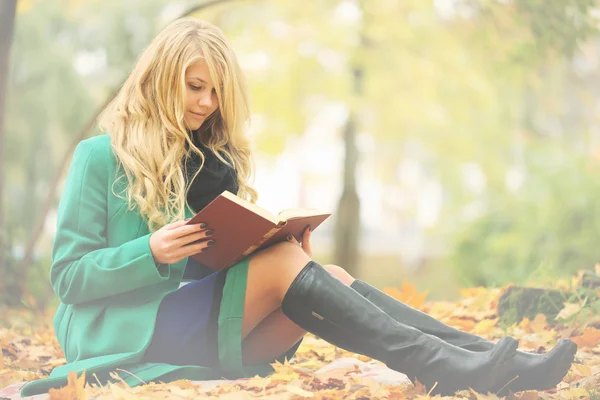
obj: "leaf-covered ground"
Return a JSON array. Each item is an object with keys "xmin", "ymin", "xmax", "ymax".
[{"xmin": 1, "ymin": 274, "xmax": 599, "ymax": 399}]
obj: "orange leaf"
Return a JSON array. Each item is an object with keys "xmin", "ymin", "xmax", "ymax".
[
  {"xmin": 519, "ymin": 317, "xmax": 532, "ymax": 332},
  {"xmin": 48, "ymin": 371, "xmax": 87, "ymax": 400},
  {"xmin": 530, "ymin": 314, "xmax": 548, "ymax": 333},
  {"xmin": 383, "ymin": 281, "xmax": 428, "ymax": 310},
  {"xmin": 571, "ymin": 328, "xmax": 600, "ymax": 349},
  {"xmin": 447, "ymin": 317, "xmax": 477, "ymax": 332},
  {"xmin": 383, "ymin": 287, "xmax": 403, "ymax": 301}
]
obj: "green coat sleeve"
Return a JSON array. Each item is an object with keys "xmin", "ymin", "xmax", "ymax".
[{"xmin": 50, "ymin": 139, "xmax": 171, "ymax": 305}]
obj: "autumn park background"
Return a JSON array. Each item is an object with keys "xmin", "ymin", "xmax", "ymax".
[{"xmin": 2, "ymin": 0, "xmax": 600, "ymax": 399}]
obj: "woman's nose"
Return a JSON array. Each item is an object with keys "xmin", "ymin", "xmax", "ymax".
[{"xmin": 198, "ymin": 93, "xmax": 212, "ymax": 108}]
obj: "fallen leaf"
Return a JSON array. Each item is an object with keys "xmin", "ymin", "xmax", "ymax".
[
  {"xmin": 571, "ymin": 328, "xmax": 600, "ymax": 349},
  {"xmin": 285, "ymin": 384, "xmax": 314, "ymax": 397},
  {"xmin": 446, "ymin": 317, "xmax": 478, "ymax": 332},
  {"xmin": 459, "ymin": 287, "xmax": 488, "ymax": 299},
  {"xmin": 557, "ymin": 387, "xmax": 590, "ymax": 400},
  {"xmin": 269, "ymin": 361, "xmax": 300, "ymax": 383},
  {"xmin": 512, "ymin": 391, "xmax": 541, "ymax": 400},
  {"xmin": 383, "ymin": 281, "xmax": 428, "ymax": 310},
  {"xmin": 529, "ymin": 314, "xmax": 548, "ymax": 333},
  {"xmin": 110, "ymin": 383, "xmax": 140, "ymax": 399},
  {"xmin": 556, "ymin": 303, "xmax": 583, "ymax": 321},
  {"xmin": 48, "ymin": 371, "xmax": 87, "ymax": 400},
  {"xmin": 472, "ymin": 318, "xmax": 498, "ymax": 335},
  {"xmin": 571, "ymin": 363, "xmax": 592, "ymax": 378}
]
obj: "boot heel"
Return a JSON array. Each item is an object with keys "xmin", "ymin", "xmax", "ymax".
[{"xmin": 490, "ymin": 337, "xmax": 518, "ymax": 364}]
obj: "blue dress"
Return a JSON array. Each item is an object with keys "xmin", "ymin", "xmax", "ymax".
[{"xmin": 142, "ymin": 258, "xmax": 227, "ymax": 367}]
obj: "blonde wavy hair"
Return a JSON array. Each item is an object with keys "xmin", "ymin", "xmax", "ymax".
[{"xmin": 98, "ymin": 17, "xmax": 257, "ymax": 232}]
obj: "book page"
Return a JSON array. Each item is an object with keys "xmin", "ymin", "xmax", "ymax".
[
  {"xmin": 278, "ymin": 208, "xmax": 326, "ymax": 221},
  {"xmin": 221, "ymin": 191, "xmax": 281, "ymax": 225}
]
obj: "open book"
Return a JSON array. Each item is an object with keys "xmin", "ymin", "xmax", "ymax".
[{"xmin": 185, "ymin": 190, "xmax": 332, "ymax": 271}]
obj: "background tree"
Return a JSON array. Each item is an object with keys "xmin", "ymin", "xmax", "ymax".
[{"xmin": 0, "ymin": 0, "xmax": 18, "ymax": 304}]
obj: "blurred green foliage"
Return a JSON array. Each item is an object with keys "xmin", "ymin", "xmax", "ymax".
[{"xmin": 451, "ymin": 142, "xmax": 600, "ymax": 287}]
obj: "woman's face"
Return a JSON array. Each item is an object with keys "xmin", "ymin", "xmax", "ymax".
[{"xmin": 184, "ymin": 61, "xmax": 219, "ymax": 131}]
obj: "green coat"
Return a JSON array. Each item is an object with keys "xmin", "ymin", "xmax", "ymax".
[{"xmin": 20, "ymin": 135, "xmax": 280, "ymax": 397}]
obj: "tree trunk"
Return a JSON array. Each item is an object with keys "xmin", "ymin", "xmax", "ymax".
[
  {"xmin": 0, "ymin": 0, "xmax": 18, "ymax": 303},
  {"xmin": 334, "ymin": 67, "xmax": 362, "ymax": 276}
]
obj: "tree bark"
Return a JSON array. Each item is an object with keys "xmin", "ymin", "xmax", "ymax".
[
  {"xmin": 0, "ymin": 0, "xmax": 18, "ymax": 302},
  {"xmin": 12, "ymin": 0, "xmax": 245, "ymax": 305},
  {"xmin": 333, "ymin": 67, "xmax": 362, "ymax": 276}
]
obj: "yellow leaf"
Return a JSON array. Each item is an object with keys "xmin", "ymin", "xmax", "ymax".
[
  {"xmin": 110, "ymin": 383, "xmax": 140, "ymax": 400},
  {"xmin": 556, "ymin": 302, "xmax": 583, "ymax": 321},
  {"xmin": 268, "ymin": 361, "xmax": 300, "ymax": 382},
  {"xmin": 459, "ymin": 287, "xmax": 487, "ymax": 299},
  {"xmin": 472, "ymin": 318, "xmax": 498, "ymax": 335},
  {"xmin": 286, "ymin": 384, "xmax": 315, "ymax": 397},
  {"xmin": 572, "ymin": 363, "xmax": 592, "ymax": 378},
  {"xmin": 558, "ymin": 387, "xmax": 590, "ymax": 400}
]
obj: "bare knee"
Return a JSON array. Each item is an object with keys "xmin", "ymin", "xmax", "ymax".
[
  {"xmin": 258, "ymin": 241, "xmax": 311, "ymax": 268},
  {"xmin": 323, "ymin": 264, "xmax": 355, "ymax": 286},
  {"xmin": 249, "ymin": 241, "xmax": 311, "ymax": 297}
]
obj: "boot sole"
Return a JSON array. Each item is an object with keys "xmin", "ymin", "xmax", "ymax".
[
  {"xmin": 497, "ymin": 338, "xmax": 578, "ymax": 395},
  {"xmin": 454, "ymin": 337, "xmax": 518, "ymax": 396}
]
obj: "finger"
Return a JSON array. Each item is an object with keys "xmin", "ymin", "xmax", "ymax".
[
  {"xmin": 302, "ymin": 234, "xmax": 312, "ymax": 257},
  {"xmin": 302, "ymin": 227, "xmax": 312, "ymax": 242},
  {"xmin": 165, "ymin": 218, "xmax": 191, "ymax": 230},
  {"xmin": 176, "ymin": 229, "xmax": 214, "ymax": 246},
  {"xmin": 169, "ymin": 222, "xmax": 208, "ymax": 239},
  {"xmin": 286, "ymin": 233, "xmax": 300, "ymax": 245},
  {"xmin": 180, "ymin": 239, "xmax": 216, "ymax": 258}
]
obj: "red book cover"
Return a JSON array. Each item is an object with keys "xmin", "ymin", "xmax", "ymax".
[{"xmin": 186, "ymin": 191, "xmax": 331, "ymax": 271}]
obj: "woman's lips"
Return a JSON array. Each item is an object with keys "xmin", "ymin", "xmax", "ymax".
[{"xmin": 190, "ymin": 111, "xmax": 207, "ymax": 118}]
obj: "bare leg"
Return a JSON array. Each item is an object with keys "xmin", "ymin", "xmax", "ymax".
[
  {"xmin": 242, "ymin": 308, "xmax": 305, "ymax": 364},
  {"xmin": 239, "ymin": 241, "xmax": 311, "ymax": 340},
  {"xmin": 241, "ymin": 264, "xmax": 356, "ymax": 364}
]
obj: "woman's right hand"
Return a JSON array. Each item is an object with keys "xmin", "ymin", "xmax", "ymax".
[{"xmin": 149, "ymin": 219, "xmax": 214, "ymax": 264}]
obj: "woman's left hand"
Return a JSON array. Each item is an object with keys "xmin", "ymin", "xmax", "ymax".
[{"xmin": 287, "ymin": 227, "xmax": 312, "ymax": 258}]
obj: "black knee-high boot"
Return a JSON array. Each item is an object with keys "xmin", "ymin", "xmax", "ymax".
[
  {"xmin": 350, "ymin": 279, "xmax": 577, "ymax": 394},
  {"xmin": 280, "ymin": 261, "xmax": 519, "ymax": 396}
]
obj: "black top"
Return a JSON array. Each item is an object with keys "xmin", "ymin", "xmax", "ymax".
[
  {"xmin": 181, "ymin": 132, "xmax": 238, "ymax": 281},
  {"xmin": 184, "ymin": 133, "xmax": 239, "ymax": 213}
]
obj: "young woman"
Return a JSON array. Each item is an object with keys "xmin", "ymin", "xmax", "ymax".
[{"xmin": 21, "ymin": 17, "xmax": 577, "ymax": 398}]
